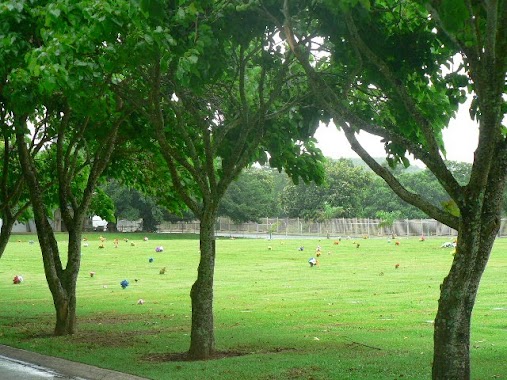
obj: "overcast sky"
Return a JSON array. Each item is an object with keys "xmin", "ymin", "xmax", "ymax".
[{"xmin": 315, "ymin": 99, "xmax": 479, "ymax": 164}]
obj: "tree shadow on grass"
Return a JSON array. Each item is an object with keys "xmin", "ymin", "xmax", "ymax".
[
  {"xmin": 141, "ymin": 351, "xmax": 247, "ymax": 362},
  {"xmin": 142, "ymin": 347, "xmax": 298, "ymax": 362}
]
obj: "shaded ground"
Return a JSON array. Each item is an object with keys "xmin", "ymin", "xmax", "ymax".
[
  {"xmin": 142, "ymin": 346, "xmax": 299, "ymax": 362},
  {"xmin": 141, "ymin": 351, "xmax": 246, "ymax": 362}
]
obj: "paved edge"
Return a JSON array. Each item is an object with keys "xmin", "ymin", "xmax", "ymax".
[{"xmin": 0, "ymin": 344, "xmax": 149, "ymax": 380}]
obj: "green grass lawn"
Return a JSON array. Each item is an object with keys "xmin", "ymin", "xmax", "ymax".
[{"xmin": 1, "ymin": 233, "xmax": 506, "ymax": 379}]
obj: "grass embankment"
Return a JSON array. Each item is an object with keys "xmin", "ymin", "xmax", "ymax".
[{"xmin": 1, "ymin": 233, "xmax": 506, "ymax": 379}]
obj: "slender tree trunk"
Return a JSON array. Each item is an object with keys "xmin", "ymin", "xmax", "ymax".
[
  {"xmin": 188, "ymin": 210, "xmax": 216, "ymax": 360},
  {"xmin": 0, "ymin": 219, "xmax": 15, "ymax": 259},
  {"xmin": 16, "ymin": 126, "xmax": 81, "ymax": 335},
  {"xmin": 432, "ymin": 214, "xmax": 498, "ymax": 379}
]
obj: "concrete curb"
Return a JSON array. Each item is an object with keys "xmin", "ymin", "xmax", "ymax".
[{"xmin": 0, "ymin": 344, "xmax": 149, "ymax": 380}]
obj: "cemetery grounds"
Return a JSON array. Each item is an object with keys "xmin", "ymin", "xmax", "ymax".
[{"xmin": 0, "ymin": 233, "xmax": 506, "ymax": 379}]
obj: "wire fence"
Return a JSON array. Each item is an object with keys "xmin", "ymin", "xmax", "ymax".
[
  {"xmin": 156, "ymin": 217, "xmax": 489, "ymax": 238},
  {"xmin": 157, "ymin": 217, "xmax": 507, "ymax": 238},
  {"xmin": 7, "ymin": 216, "xmax": 507, "ymax": 238}
]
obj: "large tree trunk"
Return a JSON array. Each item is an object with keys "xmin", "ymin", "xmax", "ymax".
[
  {"xmin": 53, "ymin": 228, "xmax": 82, "ymax": 335},
  {"xmin": 35, "ymin": 218, "xmax": 78, "ymax": 335},
  {"xmin": 53, "ymin": 290, "xmax": 76, "ymax": 336},
  {"xmin": 34, "ymin": 219, "xmax": 82, "ymax": 335},
  {"xmin": 432, "ymin": 213, "xmax": 499, "ymax": 379},
  {"xmin": 188, "ymin": 211, "xmax": 216, "ymax": 360}
]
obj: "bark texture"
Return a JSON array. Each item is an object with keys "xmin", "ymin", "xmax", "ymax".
[
  {"xmin": 53, "ymin": 229, "xmax": 82, "ymax": 335},
  {"xmin": 432, "ymin": 144, "xmax": 507, "ymax": 379},
  {"xmin": 0, "ymin": 220, "xmax": 15, "ymax": 259},
  {"xmin": 432, "ymin": 217, "xmax": 496, "ymax": 379},
  {"xmin": 188, "ymin": 211, "xmax": 216, "ymax": 359},
  {"xmin": 16, "ymin": 126, "xmax": 81, "ymax": 334}
]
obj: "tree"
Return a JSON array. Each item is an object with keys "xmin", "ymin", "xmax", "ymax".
[
  {"xmin": 135, "ymin": 1, "xmax": 325, "ymax": 359},
  {"xmin": 0, "ymin": 1, "xmax": 43, "ymax": 258},
  {"xmin": 89, "ymin": 187, "xmax": 116, "ymax": 226},
  {"xmin": 101, "ymin": 179, "xmax": 181, "ymax": 232},
  {"xmin": 219, "ymin": 167, "xmax": 285, "ymax": 223},
  {"xmin": 281, "ymin": 158, "xmax": 373, "ymax": 219},
  {"xmin": 363, "ymin": 177, "xmax": 428, "ymax": 218},
  {"xmin": 361, "ymin": 161, "xmax": 474, "ymax": 219},
  {"xmin": 376, "ymin": 210, "xmax": 402, "ymax": 236},
  {"xmin": 281, "ymin": 175, "xmax": 329, "ymax": 219},
  {"xmin": 101, "ymin": 180, "xmax": 141, "ymax": 229},
  {"xmin": 4, "ymin": 0, "xmax": 142, "ymax": 335},
  {"xmin": 0, "ymin": 127, "xmax": 61, "ymax": 258},
  {"xmin": 0, "ymin": 132, "xmax": 31, "ymax": 258},
  {"xmin": 279, "ymin": 0, "xmax": 507, "ymax": 377}
]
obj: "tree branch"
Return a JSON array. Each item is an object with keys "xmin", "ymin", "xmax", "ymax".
[
  {"xmin": 56, "ymin": 108, "xmax": 75, "ymax": 227},
  {"xmin": 149, "ymin": 60, "xmax": 209, "ymax": 198},
  {"xmin": 344, "ymin": 14, "xmax": 444, "ymax": 165},
  {"xmin": 341, "ymin": 123, "xmax": 459, "ymax": 228}
]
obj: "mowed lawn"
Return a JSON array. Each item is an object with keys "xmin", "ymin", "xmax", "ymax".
[{"xmin": 1, "ymin": 233, "xmax": 506, "ymax": 379}]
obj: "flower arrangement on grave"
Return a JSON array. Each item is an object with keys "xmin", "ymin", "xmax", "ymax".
[{"xmin": 13, "ymin": 275, "xmax": 23, "ymax": 284}]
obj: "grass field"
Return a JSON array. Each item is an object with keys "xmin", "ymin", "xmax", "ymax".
[{"xmin": 0, "ymin": 233, "xmax": 506, "ymax": 379}]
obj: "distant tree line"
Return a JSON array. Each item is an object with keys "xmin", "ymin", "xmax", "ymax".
[{"xmin": 100, "ymin": 157, "xmax": 506, "ymax": 227}]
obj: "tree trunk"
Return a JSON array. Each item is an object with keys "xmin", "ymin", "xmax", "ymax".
[
  {"xmin": 53, "ymin": 228, "xmax": 82, "ymax": 335},
  {"xmin": 34, "ymin": 221, "xmax": 78, "ymax": 335},
  {"xmin": 188, "ymin": 211, "xmax": 216, "ymax": 360},
  {"xmin": 34, "ymin": 224, "xmax": 82, "ymax": 336},
  {"xmin": 0, "ymin": 219, "xmax": 15, "ymax": 259},
  {"xmin": 53, "ymin": 289, "xmax": 77, "ymax": 335},
  {"xmin": 432, "ymin": 214, "xmax": 498, "ymax": 379},
  {"xmin": 107, "ymin": 222, "xmax": 118, "ymax": 232},
  {"xmin": 16, "ymin": 128, "xmax": 81, "ymax": 336}
]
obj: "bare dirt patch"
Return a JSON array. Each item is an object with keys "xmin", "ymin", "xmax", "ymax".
[
  {"xmin": 80, "ymin": 314, "xmax": 141, "ymax": 325},
  {"xmin": 70, "ymin": 330, "xmax": 145, "ymax": 348},
  {"xmin": 285, "ymin": 366, "xmax": 321, "ymax": 379}
]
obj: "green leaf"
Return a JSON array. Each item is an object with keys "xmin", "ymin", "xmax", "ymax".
[
  {"xmin": 49, "ymin": 8, "xmax": 61, "ymax": 18},
  {"xmin": 438, "ymin": 0, "xmax": 469, "ymax": 33}
]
